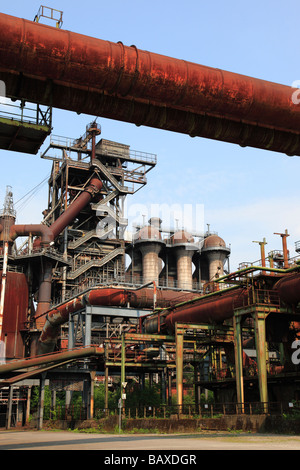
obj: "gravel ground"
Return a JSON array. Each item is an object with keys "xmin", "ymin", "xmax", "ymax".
[{"xmin": 0, "ymin": 429, "xmax": 300, "ymax": 451}]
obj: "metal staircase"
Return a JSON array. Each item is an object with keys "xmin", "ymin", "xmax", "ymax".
[
  {"xmin": 91, "ymin": 159, "xmax": 133, "ymax": 194},
  {"xmin": 67, "ymin": 247, "xmax": 124, "ymax": 279}
]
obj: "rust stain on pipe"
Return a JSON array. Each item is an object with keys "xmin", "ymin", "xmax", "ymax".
[
  {"xmin": 6, "ymin": 177, "xmax": 102, "ymax": 249},
  {"xmin": 38, "ymin": 287, "xmax": 198, "ymax": 354},
  {"xmin": 273, "ymin": 272, "xmax": 300, "ymax": 306},
  {"xmin": 50, "ymin": 177, "xmax": 102, "ymax": 239},
  {"xmin": 1, "ymin": 13, "xmax": 300, "ymax": 154},
  {"xmin": 9, "ymin": 224, "xmax": 54, "ymax": 246},
  {"xmin": 0, "ymin": 346, "xmax": 103, "ymax": 375},
  {"xmin": 163, "ymin": 287, "xmax": 249, "ymax": 334}
]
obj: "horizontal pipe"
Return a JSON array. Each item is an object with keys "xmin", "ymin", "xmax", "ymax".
[
  {"xmin": 38, "ymin": 287, "xmax": 199, "ymax": 354},
  {"xmin": 37, "ymin": 270, "xmax": 300, "ymax": 352},
  {"xmin": 9, "ymin": 224, "xmax": 54, "ymax": 246},
  {"xmin": 273, "ymin": 272, "xmax": 300, "ymax": 306},
  {"xmin": 145, "ymin": 270, "xmax": 300, "ymax": 335},
  {"xmin": 163, "ymin": 287, "xmax": 249, "ymax": 333},
  {"xmin": 0, "ymin": 346, "xmax": 103, "ymax": 375},
  {"xmin": 214, "ymin": 264, "xmax": 300, "ymax": 283},
  {"xmin": 1, "ymin": 13, "xmax": 300, "ymax": 154}
]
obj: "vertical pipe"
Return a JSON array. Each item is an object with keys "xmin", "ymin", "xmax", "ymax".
[
  {"xmin": 121, "ymin": 333, "xmax": 126, "ymax": 417},
  {"xmin": 274, "ymin": 230, "xmax": 290, "ymax": 268},
  {"xmin": 62, "ymin": 228, "xmax": 68, "ymax": 301},
  {"xmin": 25, "ymin": 386, "xmax": 31, "ymax": 425},
  {"xmin": 175, "ymin": 325, "xmax": 184, "ymax": 413},
  {"xmin": 68, "ymin": 314, "xmax": 75, "ymax": 349},
  {"xmin": 105, "ymin": 343, "xmax": 109, "ymax": 415},
  {"xmin": 194, "ymin": 363, "xmax": 198, "ymax": 407},
  {"xmin": 233, "ymin": 314, "xmax": 244, "ymax": 412},
  {"xmin": 90, "ymin": 371, "xmax": 96, "ymax": 419},
  {"xmin": 37, "ymin": 373, "xmax": 46, "ymax": 430},
  {"xmin": 0, "ymin": 241, "xmax": 8, "ymax": 341},
  {"xmin": 254, "ymin": 311, "xmax": 268, "ymax": 412},
  {"xmin": 85, "ymin": 311, "xmax": 91, "ymax": 347},
  {"xmin": 35, "ymin": 261, "xmax": 53, "ymax": 328},
  {"xmin": 5, "ymin": 386, "xmax": 13, "ymax": 429}
]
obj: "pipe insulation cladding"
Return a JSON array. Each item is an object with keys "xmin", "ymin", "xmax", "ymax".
[{"xmin": 1, "ymin": 13, "xmax": 300, "ymax": 154}]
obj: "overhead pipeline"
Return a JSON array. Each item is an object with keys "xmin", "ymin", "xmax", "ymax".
[
  {"xmin": 144, "ymin": 270, "xmax": 300, "ymax": 335},
  {"xmin": 38, "ymin": 287, "xmax": 199, "ymax": 354},
  {"xmin": 143, "ymin": 286, "xmax": 248, "ymax": 334},
  {"xmin": 1, "ymin": 13, "xmax": 300, "ymax": 155}
]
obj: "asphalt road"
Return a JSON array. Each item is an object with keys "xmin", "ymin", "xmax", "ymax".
[{"xmin": 0, "ymin": 430, "xmax": 300, "ymax": 452}]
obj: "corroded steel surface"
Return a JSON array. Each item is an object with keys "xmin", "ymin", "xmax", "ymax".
[
  {"xmin": 164, "ymin": 287, "xmax": 249, "ymax": 333},
  {"xmin": 1, "ymin": 13, "xmax": 300, "ymax": 154},
  {"xmin": 274, "ymin": 272, "xmax": 300, "ymax": 306},
  {"xmin": 38, "ymin": 287, "xmax": 199, "ymax": 353},
  {"xmin": 0, "ymin": 271, "xmax": 28, "ymax": 358}
]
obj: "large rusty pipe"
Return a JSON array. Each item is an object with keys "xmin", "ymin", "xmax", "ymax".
[
  {"xmin": 273, "ymin": 272, "xmax": 300, "ymax": 306},
  {"xmin": 7, "ymin": 178, "xmax": 102, "ymax": 339},
  {"xmin": 0, "ymin": 346, "xmax": 103, "ymax": 375},
  {"xmin": 33, "ymin": 177, "xmax": 102, "ymax": 327},
  {"xmin": 49, "ymin": 177, "xmax": 102, "ymax": 239},
  {"xmin": 145, "ymin": 270, "xmax": 300, "ymax": 335},
  {"xmin": 38, "ymin": 270, "xmax": 300, "ymax": 353},
  {"xmin": 6, "ymin": 178, "xmax": 101, "ymax": 247},
  {"xmin": 9, "ymin": 224, "xmax": 54, "ymax": 246},
  {"xmin": 1, "ymin": 13, "xmax": 300, "ymax": 155},
  {"xmin": 38, "ymin": 287, "xmax": 199, "ymax": 354},
  {"xmin": 144, "ymin": 286, "xmax": 249, "ymax": 334},
  {"xmin": 35, "ymin": 261, "xmax": 53, "ymax": 328}
]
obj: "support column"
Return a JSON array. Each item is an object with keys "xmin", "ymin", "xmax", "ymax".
[
  {"xmin": 121, "ymin": 333, "xmax": 126, "ymax": 416},
  {"xmin": 105, "ymin": 342, "xmax": 109, "ymax": 415},
  {"xmin": 5, "ymin": 385, "xmax": 13, "ymax": 429},
  {"xmin": 175, "ymin": 325, "xmax": 184, "ymax": 412},
  {"xmin": 0, "ymin": 241, "xmax": 8, "ymax": 342},
  {"xmin": 37, "ymin": 373, "xmax": 46, "ymax": 430},
  {"xmin": 161, "ymin": 368, "xmax": 167, "ymax": 404},
  {"xmin": 167, "ymin": 369, "xmax": 172, "ymax": 405},
  {"xmin": 25, "ymin": 386, "xmax": 32, "ymax": 425},
  {"xmin": 233, "ymin": 314, "xmax": 244, "ymax": 412},
  {"xmin": 85, "ymin": 311, "xmax": 91, "ymax": 347},
  {"xmin": 68, "ymin": 314, "xmax": 75, "ymax": 349},
  {"xmin": 90, "ymin": 371, "xmax": 96, "ymax": 419},
  {"xmin": 254, "ymin": 310, "xmax": 268, "ymax": 411}
]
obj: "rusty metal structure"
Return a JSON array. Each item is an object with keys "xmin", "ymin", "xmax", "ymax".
[{"xmin": 0, "ymin": 8, "xmax": 300, "ymax": 427}]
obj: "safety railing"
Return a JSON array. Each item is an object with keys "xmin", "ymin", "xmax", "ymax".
[
  {"xmin": 27, "ymin": 400, "xmax": 300, "ymax": 428},
  {"xmin": 0, "ymin": 97, "xmax": 52, "ymax": 128}
]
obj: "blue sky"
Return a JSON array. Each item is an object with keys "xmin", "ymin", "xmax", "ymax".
[{"xmin": 1, "ymin": 0, "xmax": 300, "ymax": 270}]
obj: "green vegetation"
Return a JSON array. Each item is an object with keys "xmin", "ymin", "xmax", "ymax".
[{"xmin": 29, "ymin": 378, "xmax": 215, "ymax": 422}]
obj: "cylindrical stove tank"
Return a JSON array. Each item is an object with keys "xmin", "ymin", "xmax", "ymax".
[
  {"xmin": 0, "ymin": 271, "xmax": 28, "ymax": 359},
  {"xmin": 201, "ymin": 234, "xmax": 231, "ymax": 281},
  {"xmin": 171, "ymin": 230, "xmax": 197, "ymax": 290},
  {"xmin": 134, "ymin": 224, "xmax": 164, "ymax": 285}
]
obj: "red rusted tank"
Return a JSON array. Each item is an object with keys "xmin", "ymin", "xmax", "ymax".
[
  {"xmin": 0, "ymin": 271, "xmax": 28, "ymax": 359},
  {"xmin": 1, "ymin": 13, "xmax": 300, "ymax": 154},
  {"xmin": 273, "ymin": 272, "xmax": 300, "ymax": 306}
]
